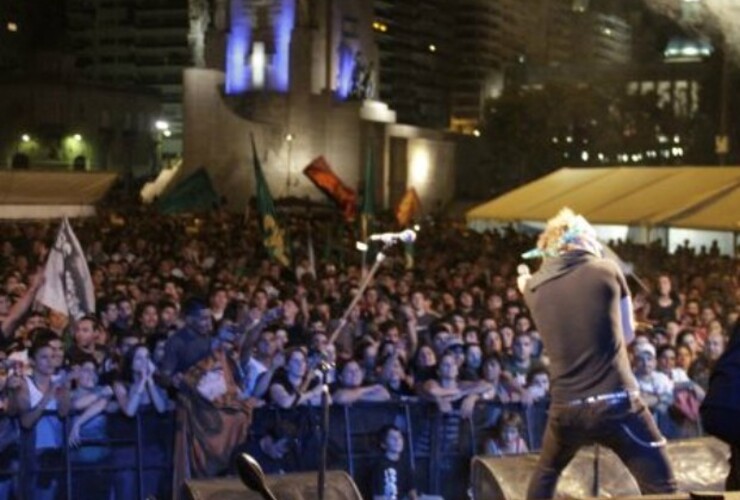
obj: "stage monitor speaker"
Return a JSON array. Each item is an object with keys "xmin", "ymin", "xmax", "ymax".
[
  {"xmin": 471, "ymin": 436, "xmax": 730, "ymax": 500},
  {"xmin": 184, "ymin": 470, "xmax": 363, "ymax": 500}
]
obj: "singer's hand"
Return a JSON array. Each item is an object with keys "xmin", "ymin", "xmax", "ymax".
[{"xmin": 516, "ymin": 264, "xmax": 531, "ymax": 294}]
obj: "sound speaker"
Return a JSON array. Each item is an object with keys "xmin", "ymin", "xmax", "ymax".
[
  {"xmin": 471, "ymin": 436, "xmax": 730, "ymax": 500},
  {"xmin": 184, "ymin": 470, "xmax": 363, "ymax": 500}
]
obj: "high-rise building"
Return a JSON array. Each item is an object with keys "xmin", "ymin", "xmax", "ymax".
[
  {"xmin": 445, "ymin": 0, "xmax": 634, "ymax": 132},
  {"xmin": 0, "ymin": 0, "xmax": 26, "ymax": 71},
  {"xmin": 66, "ymin": 0, "xmax": 190, "ymax": 150},
  {"xmin": 505, "ymin": 0, "xmax": 633, "ymax": 67},
  {"xmin": 373, "ymin": 0, "xmax": 452, "ymax": 128},
  {"xmin": 0, "ymin": 0, "xmax": 66, "ymax": 72}
]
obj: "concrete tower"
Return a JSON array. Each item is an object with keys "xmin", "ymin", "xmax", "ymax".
[{"xmin": 181, "ymin": 0, "xmax": 455, "ymax": 213}]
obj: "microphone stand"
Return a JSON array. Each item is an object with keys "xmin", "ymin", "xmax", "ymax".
[
  {"xmin": 327, "ymin": 246, "xmax": 387, "ymax": 345},
  {"xmin": 298, "ymin": 245, "xmax": 389, "ymax": 394},
  {"xmin": 310, "ymin": 243, "xmax": 393, "ymax": 499},
  {"xmin": 318, "ymin": 378, "xmax": 331, "ymax": 500},
  {"xmin": 592, "ymin": 444, "xmax": 600, "ymax": 497}
]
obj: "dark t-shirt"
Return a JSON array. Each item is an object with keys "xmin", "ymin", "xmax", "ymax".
[
  {"xmin": 370, "ymin": 455, "xmax": 415, "ymax": 499},
  {"xmin": 648, "ymin": 295, "xmax": 680, "ymax": 325},
  {"xmin": 266, "ymin": 367, "xmax": 320, "ymax": 406},
  {"xmin": 523, "ymin": 251, "xmax": 637, "ymax": 405},
  {"xmin": 161, "ymin": 326, "xmax": 212, "ymax": 376}
]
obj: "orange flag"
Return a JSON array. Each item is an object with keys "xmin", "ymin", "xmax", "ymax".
[
  {"xmin": 303, "ymin": 156, "xmax": 357, "ymax": 221},
  {"xmin": 395, "ymin": 188, "xmax": 421, "ymax": 227}
]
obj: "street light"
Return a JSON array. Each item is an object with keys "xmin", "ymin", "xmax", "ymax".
[
  {"xmin": 21, "ymin": 134, "xmax": 30, "ymax": 142},
  {"xmin": 285, "ymin": 133, "xmax": 296, "ymax": 194},
  {"xmin": 153, "ymin": 120, "xmax": 170, "ymax": 174}
]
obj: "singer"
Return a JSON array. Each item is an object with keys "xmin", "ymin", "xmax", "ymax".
[{"xmin": 519, "ymin": 208, "xmax": 676, "ymax": 499}]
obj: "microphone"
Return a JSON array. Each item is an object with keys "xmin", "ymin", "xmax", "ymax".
[
  {"xmin": 369, "ymin": 229, "xmax": 417, "ymax": 244},
  {"xmin": 236, "ymin": 453, "xmax": 278, "ymax": 500},
  {"xmin": 516, "ymin": 264, "xmax": 531, "ymax": 294}
]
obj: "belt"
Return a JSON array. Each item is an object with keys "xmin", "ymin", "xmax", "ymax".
[{"xmin": 567, "ymin": 390, "xmax": 636, "ymax": 406}]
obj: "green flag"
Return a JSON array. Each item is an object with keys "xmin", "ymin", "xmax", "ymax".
[
  {"xmin": 360, "ymin": 148, "xmax": 376, "ymax": 242},
  {"xmin": 251, "ymin": 135, "xmax": 290, "ymax": 267}
]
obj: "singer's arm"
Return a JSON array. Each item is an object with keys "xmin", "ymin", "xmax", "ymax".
[{"xmin": 620, "ymin": 294, "xmax": 635, "ymax": 345}]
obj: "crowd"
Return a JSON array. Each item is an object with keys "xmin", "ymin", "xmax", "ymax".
[{"xmin": 0, "ymin": 206, "xmax": 737, "ymax": 499}]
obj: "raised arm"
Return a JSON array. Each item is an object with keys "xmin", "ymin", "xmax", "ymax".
[{"xmin": 2, "ymin": 269, "xmax": 44, "ymax": 338}]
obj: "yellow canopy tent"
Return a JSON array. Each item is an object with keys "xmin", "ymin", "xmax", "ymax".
[
  {"xmin": 0, "ymin": 171, "xmax": 118, "ymax": 219},
  {"xmin": 466, "ymin": 167, "xmax": 740, "ymax": 231}
]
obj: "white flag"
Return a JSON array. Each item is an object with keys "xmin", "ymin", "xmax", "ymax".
[{"xmin": 37, "ymin": 218, "xmax": 96, "ymax": 319}]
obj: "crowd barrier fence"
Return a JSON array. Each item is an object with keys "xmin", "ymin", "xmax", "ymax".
[{"xmin": 0, "ymin": 399, "xmax": 703, "ymax": 499}]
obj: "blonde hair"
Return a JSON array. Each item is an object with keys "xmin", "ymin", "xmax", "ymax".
[{"xmin": 536, "ymin": 207, "xmax": 601, "ymax": 257}]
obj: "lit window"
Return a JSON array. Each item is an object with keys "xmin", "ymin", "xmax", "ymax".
[
  {"xmin": 372, "ymin": 21, "xmax": 388, "ymax": 33},
  {"xmin": 7, "ymin": 22, "xmax": 18, "ymax": 32}
]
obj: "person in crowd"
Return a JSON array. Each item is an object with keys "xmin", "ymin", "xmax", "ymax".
[
  {"xmin": 677, "ymin": 329, "xmax": 700, "ymax": 357},
  {"xmin": 173, "ymin": 326, "xmax": 259, "ymax": 488},
  {"xmin": 68, "ymin": 355, "xmax": 116, "ymax": 499},
  {"xmin": 690, "ymin": 330, "xmax": 726, "ymax": 391},
  {"xmin": 11, "ymin": 331, "xmax": 71, "ymax": 500},
  {"xmin": 648, "ymin": 273, "xmax": 681, "ymax": 326},
  {"xmin": 370, "ymin": 425, "xmax": 417, "ymax": 500},
  {"xmin": 410, "ymin": 290, "xmax": 438, "ymax": 345},
  {"xmin": 444, "ymin": 338, "xmax": 466, "ymax": 369},
  {"xmin": 499, "ymin": 325, "xmax": 515, "ymax": 356},
  {"xmin": 675, "ymin": 343, "xmax": 695, "ymax": 374},
  {"xmin": 268, "ymin": 348, "xmax": 326, "ymax": 408},
  {"xmin": 115, "ymin": 296, "xmax": 135, "ymax": 331},
  {"xmin": 158, "ymin": 300, "xmax": 180, "ymax": 335},
  {"xmin": 656, "ymin": 345, "xmax": 695, "ymax": 390},
  {"xmin": 113, "ymin": 345, "xmax": 168, "ymax": 417},
  {"xmin": 209, "ymin": 287, "xmax": 229, "ymax": 326},
  {"xmin": 420, "ymin": 352, "xmax": 492, "ymax": 419},
  {"xmin": 0, "ymin": 269, "xmax": 44, "ymax": 342},
  {"xmin": 503, "ymin": 331, "xmax": 545, "ymax": 387},
  {"xmin": 242, "ymin": 328, "xmax": 280, "ymax": 399},
  {"xmin": 332, "ymin": 359, "xmax": 390, "ymax": 405},
  {"xmin": 701, "ymin": 319, "xmax": 740, "ymax": 489},
  {"xmin": 525, "ymin": 366, "xmax": 551, "ymax": 403},
  {"xmin": 481, "ymin": 329, "xmax": 505, "ymax": 357},
  {"xmin": 484, "ymin": 410, "xmax": 529, "ymax": 456},
  {"xmin": 161, "ymin": 298, "xmax": 214, "ymax": 384},
  {"xmin": 411, "ymin": 345, "xmax": 437, "ymax": 386},
  {"xmin": 479, "ymin": 354, "xmax": 519, "ymax": 404},
  {"xmin": 132, "ymin": 301, "xmax": 160, "ymax": 338},
  {"xmin": 111, "ymin": 344, "xmax": 169, "ymax": 499},
  {"xmin": 519, "ymin": 208, "xmax": 675, "ymax": 498},
  {"xmin": 97, "ymin": 297, "xmax": 120, "ymax": 333},
  {"xmin": 378, "ymin": 355, "xmax": 415, "ymax": 400},
  {"xmin": 460, "ymin": 343, "xmax": 484, "ymax": 381},
  {"xmin": 66, "ymin": 315, "xmax": 106, "ymax": 367},
  {"xmin": 632, "ymin": 343, "xmax": 674, "ymax": 416},
  {"xmin": 0, "ymin": 354, "xmax": 19, "ymax": 498}
]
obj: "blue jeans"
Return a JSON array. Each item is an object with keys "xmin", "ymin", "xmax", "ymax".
[{"xmin": 527, "ymin": 395, "xmax": 676, "ymax": 499}]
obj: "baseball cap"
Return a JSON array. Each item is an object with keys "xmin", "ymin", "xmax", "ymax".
[{"xmin": 634, "ymin": 342, "xmax": 656, "ymax": 358}]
